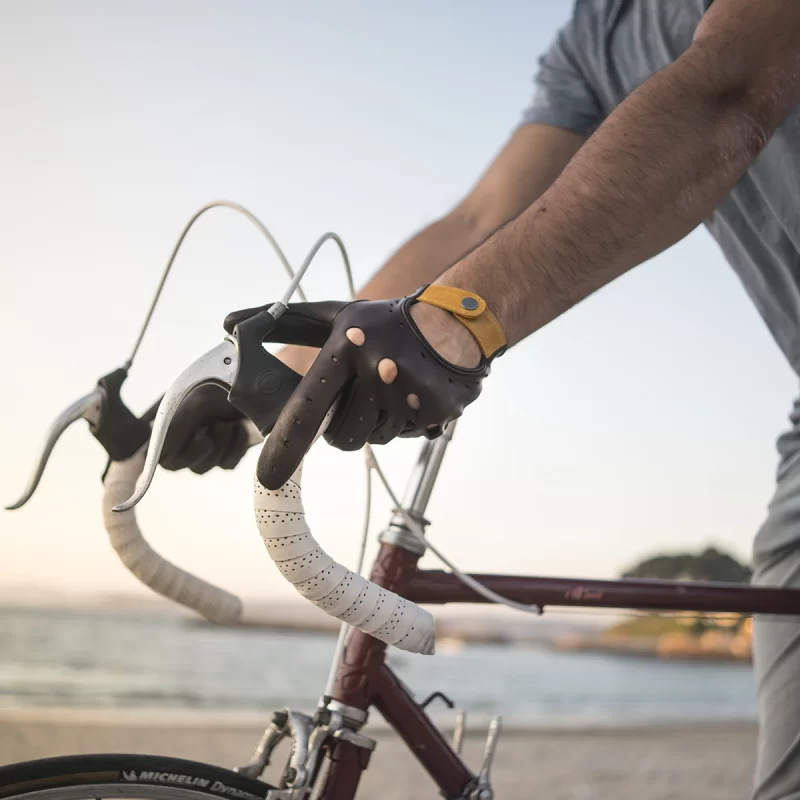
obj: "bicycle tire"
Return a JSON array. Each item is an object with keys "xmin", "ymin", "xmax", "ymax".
[{"xmin": 0, "ymin": 753, "xmax": 275, "ymax": 799}]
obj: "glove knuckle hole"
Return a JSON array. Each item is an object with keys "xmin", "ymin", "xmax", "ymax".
[{"xmin": 345, "ymin": 327, "xmax": 365, "ymax": 346}]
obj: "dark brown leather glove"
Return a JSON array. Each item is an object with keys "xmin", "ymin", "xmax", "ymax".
[
  {"xmin": 159, "ymin": 384, "xmax": 251, "ymax": 475},
  {"xmin": 224, "ymin": 289, "xmax": 498, "ymax": 489}
]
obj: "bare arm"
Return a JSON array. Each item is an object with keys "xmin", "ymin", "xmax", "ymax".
[
  {"xmin": 279, "ymin": 124, "xmax": 584, "ymax": 373},
  {"xmin": 415, "ymin": 0, "xmax": 800, "ymax": 360}
]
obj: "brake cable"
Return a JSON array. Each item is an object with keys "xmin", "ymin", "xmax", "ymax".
[{"xmin": 126, "ymin": 200, "xmax": 308, "ymax": 373}]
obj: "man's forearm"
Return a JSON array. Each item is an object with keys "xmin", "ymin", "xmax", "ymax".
[
  {"xmin": 359, "ymin": 210, "xmax": 490, "ymax": 300},
  {"xmin": 437, "ymin": 42, "xmax": 795, "ymax": 347},
  {"xmin": 278, "ymin": 211, "xmax": 490, "ymax": 374}
]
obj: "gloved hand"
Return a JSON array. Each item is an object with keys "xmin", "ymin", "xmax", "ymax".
[
  {"xmin": 223, "ymin": 286, "xmax": 505, "ymax": 489},
  {"xmin": 159, "ymin": 384, "xmax": 252, "ymax": 474}
]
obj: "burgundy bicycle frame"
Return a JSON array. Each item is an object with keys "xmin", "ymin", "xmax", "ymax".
[{"xmin": 314, "ymin": 431, "xmax": 800, "ymax": 800}]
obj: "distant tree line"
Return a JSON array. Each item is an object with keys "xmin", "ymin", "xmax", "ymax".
[{"xmin": 621, "ymin": 546, "xmax": 751, "ymax": 583}]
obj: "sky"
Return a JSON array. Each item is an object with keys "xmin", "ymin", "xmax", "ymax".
[{"xmin": 1, "ymin": 0, "xmax": 797, "ymax": 607}]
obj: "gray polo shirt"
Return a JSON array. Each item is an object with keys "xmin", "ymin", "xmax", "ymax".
[{"xmin": 523, "ymin": 0, "xmax": 800, "ymax": 374}]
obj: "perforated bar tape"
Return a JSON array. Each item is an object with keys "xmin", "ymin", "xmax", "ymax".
[
  {"xmin": 254, "ymin": 465, "xmax": 436, "ymax": 655},
  {"xmin": 102, "ymin": 446, "xmax": 243, "ymax": 624}
]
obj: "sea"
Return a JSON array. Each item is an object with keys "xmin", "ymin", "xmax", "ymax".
[{"xmin": 0, "ymin": 606, "xmax": 757, "ymax": 726}]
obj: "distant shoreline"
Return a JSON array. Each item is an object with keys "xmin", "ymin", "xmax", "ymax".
[
  {"xmin": 0, "ymin": 598, "xmax": 600, "ymax": 647},
  {"xmin": 555, "ymin": 632, "xmax": 752, "ymax": 664}
]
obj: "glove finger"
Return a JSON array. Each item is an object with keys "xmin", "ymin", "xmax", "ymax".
[
  {"xmin": 324, "ymin": 379, "xmax": 380, "ymax": 451},
  {"xmin": 160, "ymin": 426, "xmax": 206, "ymax": 471},
  {"xmin": 224, "ymin": 301, "xmax": 347, "ymax": 347},
  {"xmin": 160, "ymin": 419, "xmax": 193, "ymax": 471},
  {"xmin": 257, "ymin": 341, "xmax": 353, "ymax": 489},
  {"xmin": 366, "ymin": 386, "xmax": 416, "ymax": 445},
  {"xmin": 159, "ymin": 384, "xmax": 244, "ymax": 472},
  {"xmin": 368, "ymin": 407, "xmax": 410, "ymax": 446},
  {"xmin": 398, "ymin": 424, "xmax": 426, "ymax": 439},
  {"xmin": 159, "ymin": 446, "xmax": 187, "ymax": 471},
  {"xmin": 218, "ymin": 420, "xmax": 253, "ymax": 470},
  {"xmin": 396, "ymin": 400, "xmax": 447, "ymax": 439},
  {"xmin": 187, "ymin": 429, "xmax": 221, "ymax": 475}
]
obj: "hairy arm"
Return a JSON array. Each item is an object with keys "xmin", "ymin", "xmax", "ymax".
[
  {"xmin": 419, "ymin": 0, "xmax": 800, "ymax": 358},
  {"xmin": 279, "ymin": 124, "xmax": 584, "ymax": 373}
]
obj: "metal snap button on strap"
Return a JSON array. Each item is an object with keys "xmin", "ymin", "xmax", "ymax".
[{"xmin": 460, "ymin": 297, "xmax": 480, "ymax": 311}]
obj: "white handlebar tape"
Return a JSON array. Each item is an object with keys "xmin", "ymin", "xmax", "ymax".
[
  {"xmin": 102, "ymin": 446, "xmax": 243, "ymax": 625},
  {"xmin": 253, "ymin": 463, "xmax": 436, "ymax": 655}
]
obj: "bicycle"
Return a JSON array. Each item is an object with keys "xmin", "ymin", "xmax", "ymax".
[{"xmin": 3, "ymin": 203, "xmax": 799, "ymax": 800}]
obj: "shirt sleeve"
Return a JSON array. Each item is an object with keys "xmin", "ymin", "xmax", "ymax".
[{"xmin": 520, "ymin": 3, "xmax": 605, "ymax": 136}]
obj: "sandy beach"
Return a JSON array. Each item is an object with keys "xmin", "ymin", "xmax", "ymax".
[{"xmin": 0, "ymin": 709, "xmax": 757, "ymax": 799}]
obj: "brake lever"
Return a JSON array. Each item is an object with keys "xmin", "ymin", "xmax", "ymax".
[
  {"xmin": 6, "ymin": 368, "xmax": 156, "ymax": 511},
  {"xmin": 6, "ymin": 388, "xmax": 105, "ymax": 510},
  {"xmin": 113, "ymin": 308, "xmax": 302, "ymax": 512}
]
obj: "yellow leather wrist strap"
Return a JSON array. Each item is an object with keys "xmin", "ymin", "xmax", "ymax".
[{"xmin": 417, "ymin": 285, "xmax": 507, "ymax": 360}]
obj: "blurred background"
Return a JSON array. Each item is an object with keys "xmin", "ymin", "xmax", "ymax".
[{"xmin": 1, "ymin": 1, "xmax": 795, "ymax": 797}]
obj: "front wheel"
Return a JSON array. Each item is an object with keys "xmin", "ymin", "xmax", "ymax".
[{"xmin": 0, "ymin": 754, "xmax": 275, "ymax": 799}]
